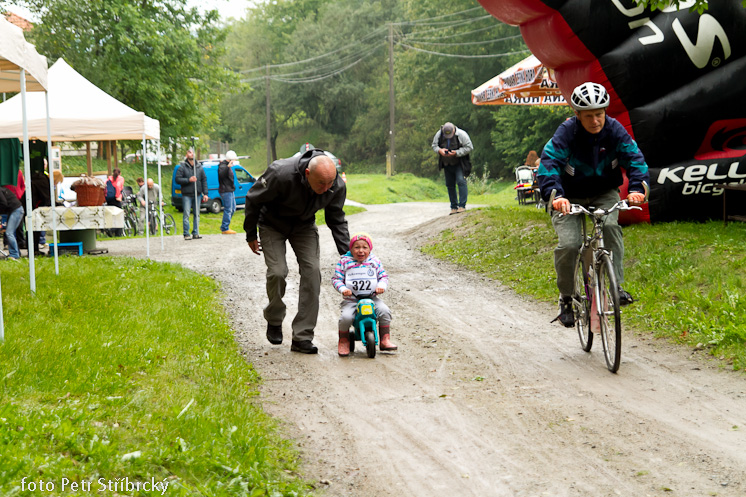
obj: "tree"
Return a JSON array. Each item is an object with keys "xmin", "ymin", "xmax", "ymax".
[
  {"xmin": 8, "ymin": 0, "xmax": 234, "ymax": 149},
  {"xmin": 635, "ymin": 0, "xmax": 746, "ymax": 13}
]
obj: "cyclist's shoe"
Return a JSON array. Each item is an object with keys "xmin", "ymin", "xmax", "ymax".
[
  {"xmin": 183, "ymin": 234, "xmax": 192, "ymax": 240},
  {"xmin": 266, "ymin": 323, "xmax": 283, "ymax": 345},
  {"xmin": 554, "ymin": 296, "xmax": 575, "ymax": 328},
  {"xmin": 338, "ymin": 330, "xmax": 350, "ymax": 357},
  {"xmin": 618, "ymin": 287, "xmax": 634, "ymax": 306}
]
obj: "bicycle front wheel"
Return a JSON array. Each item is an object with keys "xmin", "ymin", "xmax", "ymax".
[
  {"xmin": 573, "ymin": 251, "xmax": 592, "ymax": 352},
  {"xmin": 597, "ymin": 254, "xmax": 622, "ymax": 373}
]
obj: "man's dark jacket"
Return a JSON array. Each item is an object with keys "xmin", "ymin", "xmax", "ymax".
[
  {"xmin": 243, "ymin": 149, "xmax": 349, "ymax": 255},
  {"xmin": 218, "ymin": 160, "xmax": 235, "ymax": 194},
  {"xmin": 175, "ymin": 159, "xmax": 208, "ymax": 197}
]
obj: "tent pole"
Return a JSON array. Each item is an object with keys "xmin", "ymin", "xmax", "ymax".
[
  {"xmin": 85, "ymin": 141, "xmax": 92, "ymax": 176},
  {"xmin": 142, "ymin": 133, "xmax": 149, "ymax": 258},
  {"xmin": 21, "ymin": 69, "xmax": 36, "ymax": 294},
  {"xmin": 157, "ymin": 139, "xmax": 164, "ymax": 250},
  {"xmin": 45, "ymin": 91, "xmax": 59, "ymax": 275}
]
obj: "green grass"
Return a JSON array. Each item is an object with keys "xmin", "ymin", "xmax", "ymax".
[{"xmin": 0, "ymin": 257, "xmax": 311, "ymax": 496}]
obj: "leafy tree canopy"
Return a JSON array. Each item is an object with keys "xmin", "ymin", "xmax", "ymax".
[{"xmin": 5, "ymin": 0, "xmax": 235, "ymax": 145}]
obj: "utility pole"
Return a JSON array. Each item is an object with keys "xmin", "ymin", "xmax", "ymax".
[
  {"xmin": 388, "ymin": 23, "xmax": 395, "ymax": 177},
  {"xmin": 265, "ymin": 64, "xmax": 272, "ymax": 167}
]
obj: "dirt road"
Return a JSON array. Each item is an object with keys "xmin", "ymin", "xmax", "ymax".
[{"xmin": 102, "ymin": 202, "xmax": 746, "ymax": 497}]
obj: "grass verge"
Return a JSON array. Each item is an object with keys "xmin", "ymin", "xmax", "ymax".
[{"xmin": 0, "ymin": 257, "xmax": 311, "ymax": 496}]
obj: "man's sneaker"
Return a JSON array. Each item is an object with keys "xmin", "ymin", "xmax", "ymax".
[
  {"xmin": 183, "ymin": 234, "xmax": 192, "ymax": 240},
  {"xmin": 449, "ymin": 208, "xmax": 458, "ymax": 215},
  {"xmin": 221, "ymin": 229, "xmax": 237, "ymax": 235},
  {"xmin": 291, "ymin": 340, "xmax": 318, "ymax": 354},
  {"xmin": 557, "ymin": 296, "xmax": 575, "ymax": 328},
  {"xmin": 266, "ymin": 323, "xmax": 283, "ymax": 345},
  {"xmin": 192, "ymin": 234, "xmax": 202, "ymax": 240},
  {"xmin": 618, "ymin": 287, "xmax": 634, "ymax": 306},
  {"xmin": 456, "ymin": 207, "xmax": 466, "ymax": 213}
]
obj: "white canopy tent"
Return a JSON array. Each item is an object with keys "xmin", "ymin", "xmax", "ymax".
[
  {"xmin": 0, "ymin": 58, "xmax": 163, "ymax": 258},
  {"xmin": 0, "ymin": 16, "xmax": 49, "ymax": 341},
  {"xmin": 0, "ymin": 58, "xmax": 159, "ymax": 141}
]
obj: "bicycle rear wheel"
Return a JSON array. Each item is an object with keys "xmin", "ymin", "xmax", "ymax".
[
  {"xmin": 123, "ymin": 214, "xmax": 138, "ymax": 236},
  {"xmin": 573, "ymin": 251, "xmax": 592, "ymax": 352},
  {"xmin": 597, "ymin": 254, "xmax": 622, "ymax": 373},
  {"xmin": 162, "ymin": 213, "xmax": 177, "ymax": 235}
]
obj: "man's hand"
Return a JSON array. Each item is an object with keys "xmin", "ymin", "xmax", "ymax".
[
  {"xmin": 439, "ymin": 148, "xmax": 453, "ymax": 157},
  {"xmin": 202, "ymin": 194, "xmax": 208, "ymax": 202},
  {"xmin": 189, "ymin": 176, "xmax": 197, "ymax": 182},
  {"xmin": 552, "ymin": 197, "xmax": 571, "ymax": 214},
  {"xmin": 627, "ymin": 192, "xmax": 646, "ymax": 205},
  {"xmin": 375, "ymin": 287, "xmax": 385, "ymax": 295},
  {"xmin": 342, "ymin": 289, "xmax": 352, "ymax": 297},
  {"xmin": 248, "ymin": 239, "xmax": 261, "ymax": 255}
]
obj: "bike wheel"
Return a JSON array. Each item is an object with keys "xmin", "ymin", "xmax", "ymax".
[
  {"xmin": 365, "ymin": 331, "xmax": 376, "ymax": 358},
  {"xmin": 123, "ymin": 215, "xmax": 137, "ymax": 236},
  {"xmin": 163, "ymin": 214, "xmax": 177, "ymax": 235},
  {"xmin": 149, "ymin": 214, "xmax": 159, "ymax": 235},
  {"xmin": 597, "ymin": 254, "xmax": 622, "ymax": 373},
  {"xmin": 573, "ymin": 252, "xmax": 592, "ymax": 352}
]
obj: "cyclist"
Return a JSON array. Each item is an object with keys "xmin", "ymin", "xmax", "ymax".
[{"xmin": 537, "ymin": 82, "xmax": 649, "ymax": 327}]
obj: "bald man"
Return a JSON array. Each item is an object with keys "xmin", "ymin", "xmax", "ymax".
[{"xmin": 244, "ymin": 149, "xmax": 349, "ymax": 354}]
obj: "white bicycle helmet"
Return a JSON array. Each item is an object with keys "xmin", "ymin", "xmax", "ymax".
[{"xmin": 570, "ymin": 82, "xmax": 610, "ymax": 111}]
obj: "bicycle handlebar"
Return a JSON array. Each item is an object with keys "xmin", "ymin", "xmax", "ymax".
[{"xmin": 561, "ymin": 200, "xmax": 642, "ymax": 218}]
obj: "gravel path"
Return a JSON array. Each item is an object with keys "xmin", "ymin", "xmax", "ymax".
[{"xmin": 101, "ymin": 202, "xmax": 746, "ymax": 497}]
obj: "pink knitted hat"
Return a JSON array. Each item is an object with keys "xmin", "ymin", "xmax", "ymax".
[{"xmin": 349, "ymin": 232, "xmax": 373, "ymax": 251}]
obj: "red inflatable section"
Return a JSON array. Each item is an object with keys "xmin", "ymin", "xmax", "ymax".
[{"xmin": 478, "ymin": 0, "xmax": 649, "ymax": 224}]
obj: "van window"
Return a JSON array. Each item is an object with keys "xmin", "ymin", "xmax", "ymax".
[{"xmin": 235, "ymin": 168, "xmax": 253, "ymax": 183}]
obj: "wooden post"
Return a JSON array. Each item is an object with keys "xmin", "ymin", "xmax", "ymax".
[
  {"xmin": 86, "ymin": 141, "xmax": 92, "ymax": 176},
  {"xmin": 113, "ymin": 140, "xmax": 118, "ymax": 167},
  {"xmin": 106, "ymin": 141, "xmax": 112, "ymax": 174},
  {"xmin": 388, "ymin": 23, "xmax": 396, "ymax": 176}
]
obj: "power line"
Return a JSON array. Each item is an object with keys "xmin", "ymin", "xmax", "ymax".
[
  {"xmin": 403, "ymin": 34, "xmax": 523, "ymax": 47},
  {"xmin": 404, "ymin": 26, "xmax": 515, "ymax": 42},
  {"xmin": 397, "ymin": 42, "xmax": 530, "ymax": 59}
]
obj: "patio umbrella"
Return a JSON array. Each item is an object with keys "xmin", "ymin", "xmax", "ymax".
[{"xmin": 471, "ymin": 54, "xmax": 567, "ymax": 106}]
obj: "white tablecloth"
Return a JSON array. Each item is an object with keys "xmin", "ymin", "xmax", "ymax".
[{"xmin": 32, "ymin": 206, "xmax": 125, "ymax": 230}]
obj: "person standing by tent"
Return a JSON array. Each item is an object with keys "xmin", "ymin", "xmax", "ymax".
[
  {"xmin": 219, "ymin": 150, "xmax": 238, "ymax": 235},
  {"xmin": 0, "ymin": 185, "xmax": 24, "ymax": 260},
  {"xmin": 175, "ymin": 149, "xmax": 207, "ymax": 240},
  {"xmin": 244, "ymin": 150, "xmax": 349, "ymax": 355},
  {"xmin": 432, "ymin": 122, "xmax": 473, "ymax": 215}
]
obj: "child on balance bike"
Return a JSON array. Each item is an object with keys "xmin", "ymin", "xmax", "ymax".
[{"xmin": 332, "ymin": 232, "xmax": 397, "ymax": 356}]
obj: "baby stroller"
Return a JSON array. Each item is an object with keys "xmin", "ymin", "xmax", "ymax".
[{"xmin": 514, "ymin": 166, "xmax": 540, "ymax": 205}]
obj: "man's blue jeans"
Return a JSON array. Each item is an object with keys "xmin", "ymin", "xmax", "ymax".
[
  {"xmin": 443, "ymin": 163, "xmax": 468, "ymax": 209},
  {"xmin": 182, "ymin": 194, "xmax": 201, "ymax": 236},
  {"xmin": 5, "ymin": 206, "xmax": 24, "ymax": 258},
  {"xmin": 220, "ymin": 191, "xmax": 236, "ymax": 232}
]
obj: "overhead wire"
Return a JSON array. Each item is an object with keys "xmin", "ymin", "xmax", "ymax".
[{"xmin": 237, "ymin": 7, "xmax": 524, "ymax": 83}]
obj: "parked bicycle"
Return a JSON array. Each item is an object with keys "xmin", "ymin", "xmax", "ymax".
[
  {"xmin": 121, "ymin": 194, "xmax": 140, "ymax": 236},
  {"xmin": 553, "ymin": 185, "xmax": 648, "ymax": 373},
  {"xmin": 147, "ymin": 200, "xmax": 177, "ymax": 236}
]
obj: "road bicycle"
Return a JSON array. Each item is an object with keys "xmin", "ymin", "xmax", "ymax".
[
  {"xmin": 147, "ymin": 200, "xmax": 177, "ymax": 236},
  {"xmin": 552, "ymin": 185, "xmax": 647, "ymax": 373}
]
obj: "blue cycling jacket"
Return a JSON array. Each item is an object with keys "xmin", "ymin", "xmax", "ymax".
[{"xmin": 537, "ymin": 116, "xmax": 649, "ymax": 201}]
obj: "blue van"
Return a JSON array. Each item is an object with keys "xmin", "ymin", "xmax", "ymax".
[{"xmin": 171, "ymin": 160, "xmax": 256, "ymax": 213}]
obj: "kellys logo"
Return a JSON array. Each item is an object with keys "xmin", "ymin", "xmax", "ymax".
[
  {"xmin": 695, "ymin": 119, "xmax": 746, "ymax": 160},
  {"xmin": 655, "ymin": 161, "xmax": 746, "ymax": 196}
]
